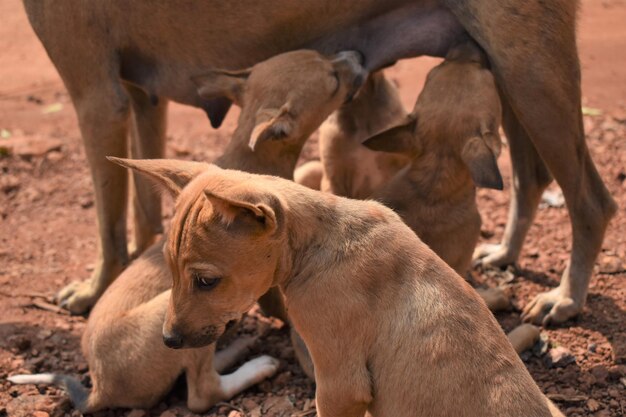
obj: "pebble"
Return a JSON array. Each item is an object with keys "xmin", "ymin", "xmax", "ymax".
[
  {"xmin": 127, "ymin": 409, "xmax": 147, "ymax": 417},
  {"xmin": 0, "ymin": 174, "xmax": 20, "ymax": 193},
  {"xmin": 545, "ymin": 346, "xmax": 576, "ymax": 368},
  {"xmin": 590, "ymin": 365, "xmax": 609, "ymax": 386},
  {"xmin": 587, "ymin": 398, "xmax": 600, "ymax": 412},
  {"xmin": 241, "ymin": 398, "xmax": 259, "ymax": 411}
]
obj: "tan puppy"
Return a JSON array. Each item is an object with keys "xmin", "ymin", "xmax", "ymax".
[
  {"xmin": 112, "ymin": 159, "xmax": 563, "ymax": 417},
  {"xmin": 362, "ymin": 40, "xmax": 503, "ymax": 275},
  {"xmin": 191, "ymin": 50, "xmax": 366, "ymax": 378},
  {"xmin": 8, "ymin": 49, "xmax": 367, "ymax": 409},
  {"xmin": 8, "ymin": 242, "xmax": 279, "ymax": 413},
  {"xmin": 296, "ymin": 72, "xmax": 409, "ymax": 198}
]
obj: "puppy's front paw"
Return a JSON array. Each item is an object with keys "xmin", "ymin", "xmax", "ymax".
[
  {"xmin": 521, "ymin": 287, "xmax": 581, "ymax": 326},
  {"xmin": 248, "ymin": 355, "xmax": 281, "ymax": 380},
  {"xmin": 55, "ymin": 279, "xmax": 98, "ymax": 314},
  {"xmin": 472, "ymin": 243, "xmax": 517, "ymax": 268}
]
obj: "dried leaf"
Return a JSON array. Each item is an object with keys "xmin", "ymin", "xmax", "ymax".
[
  {"xmin": 582, "ymin": 106, "xmax": 603, "ymax": 116},
  {"xmin": 42, "ymin": 103, "xmax": 63, "ymax": 114}
]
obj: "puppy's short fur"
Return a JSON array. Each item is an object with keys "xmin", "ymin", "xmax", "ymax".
[
  {"xmin": 296, "ymin": 71, "xmax": 410, "ymax": 198},
  {"xmin": 362, "ymin": 39, "xmax": 503, "ymax": 275},
  {"xmin": 8, "ymin": 242, "xmax": 279, "ymax": 413},
  {"xmin": 113, "ymin": 159, "xmax": 563, "ymax": 417},
  {"xmin": 8, "ymin": 49, "xmax": 367, "ymax": 409}
]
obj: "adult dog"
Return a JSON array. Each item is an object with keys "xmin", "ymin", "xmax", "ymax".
[{"xmin": 24, "ymin": 0, "xmax": 616, "ymax": 326}]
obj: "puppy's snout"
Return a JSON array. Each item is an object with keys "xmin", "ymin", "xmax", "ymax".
[{"xmin": 163, "ymin": 330, "xmax": 184, "ymax": 349}]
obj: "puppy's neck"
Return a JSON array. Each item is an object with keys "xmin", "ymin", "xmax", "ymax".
[
  {"xmin": 273, "ymin": 188, "xmax": 402, "ymax": 291},
  {"xmin": 215, "ymin": 111, "xmax": 304, "ymax": 179}
]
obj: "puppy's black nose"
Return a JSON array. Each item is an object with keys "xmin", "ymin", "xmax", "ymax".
[{"xmin": 163, "ymin": 332, "xmax": 183, "ymax": 349}]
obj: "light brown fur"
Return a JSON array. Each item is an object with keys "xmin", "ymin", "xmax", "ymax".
[
  {"xmin": 295, "ymin": 72, "xmax": 410, "ymax": 198},
  {"xmin": 114, "ymin": 159, "xmax": 564, "ymax": 417},
  {"xmin": 53, "ymin": 48, "xmax": 365, "ymax": 315},
  {"xmin": 362, "ymin": 40, "xmax": 503, "ymax": 275},
  {"xmin": 8, "ymin": 242, "xmax": 280, "ymax": 413},
  {"xmin": 8, "ymin": 50, "xmax": 367, "ymax": 409},
  {"xmin": 28, "ymin": 0, "xmax": 617, "ymax": 328}
]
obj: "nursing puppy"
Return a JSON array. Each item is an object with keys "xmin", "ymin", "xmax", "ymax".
[
  {"xmin": 8, "ymin": 242, "xmax": 279, "ymax": 413},
  {"xmin": 363, "ymin": 39, "xmax": 503, "ymax": 275},
  {"xmin": 296, "ymin": 71, "xmax": 409, "ymax": 198},
  {"xmin": 111, "ymin": 159, "xmax": 563, "ymax": 417}
]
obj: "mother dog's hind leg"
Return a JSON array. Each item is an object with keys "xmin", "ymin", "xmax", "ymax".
[
  {"xmin": 447, "ymin": 0, "xmax": 617, "ymax": 325},
  {"xmin": 126, "ymin": 85, "xmax": 168, "ymax": 257},
  {"xmin": 473, "ymin": 96, "xmax": 553, "ymax": 267}
]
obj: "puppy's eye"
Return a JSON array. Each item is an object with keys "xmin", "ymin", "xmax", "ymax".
[{"xmin": 194, "ymin": 274, "xmax": 221, "ymax": 291}]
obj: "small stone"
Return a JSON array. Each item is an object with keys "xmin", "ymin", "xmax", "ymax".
[
  {"xmin": 587, "ymin": 398, "xmax": 600, "ymax": 412},
  {"xmin": 33, "ymin": 412, "xmax": 49, "ymax": 417},
  {"xmin": 540, "ymin": 188, "xmax": 565, "ymax": 208},
  {"xmin": 46, "ymin": 150, "xmax": 63, "ymax": 162},
  {"xmin": 590, "ymin": 365, "xmax": 609, "ymax": 385},
  {"xmin": 598, "ymin": 254, "xmax": 624, "ymax": 274},
  {"xmin": 0, "ymin": 175, "xmax": 20, "ymax": 193},
  {"xmin": 273, "ymin": 371, "xmax": 292, "ymax": 387},
  {"xmin": 608, "ymin": 364, "xmax": 626, "ymax": 379},
  {"xmin": 37, "ymin": 330, "xmax": 53, "ymax": 340},
  {"xmin": 261, "ymin": 396, "xmax": 296, "ymax": 416},
  {"xmin": 158, "ymin": 411, "xmax": 176, "ymax": 417},
  {"xmin": 241, "ymin": 398, "xmax": 259, "ymax": 411},
  {"xmin": 79, "ymin": 197, "xmax": 94, "ymax": 209},
  {"xmin": 127, "ymin": 409, "xmax": 147, "ymax": 417},
  {"xmin": 227, "ymin": 411, "xmax": 244, "ymax": 417},
  {"xmin": 545, "ymin": 346, "xmax": 575, "ymax": 368}
]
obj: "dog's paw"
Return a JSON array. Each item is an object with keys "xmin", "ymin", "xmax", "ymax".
[
  {"xmin": 521, "ymin": 287, "xmax": 582, "ymax": 326},
  {"xmin": 55, "ymin": 279, "xmax": 98, "ymax": 314},
  {"xmin": 472, "ymin": 243, "xmax": 517, "ymax": 268},
  {"xmin": 248, "ymin": 355, "xmax": 281, "ymax": 380}
]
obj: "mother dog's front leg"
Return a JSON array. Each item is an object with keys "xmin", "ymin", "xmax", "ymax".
[{"xmin": 446, "ymin": 0, "xmax": 617, "ymax": 325}]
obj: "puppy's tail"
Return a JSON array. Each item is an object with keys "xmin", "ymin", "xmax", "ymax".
[{"xmin": 8, "ymin": 373, "xmax": 90, "ymax": 411}]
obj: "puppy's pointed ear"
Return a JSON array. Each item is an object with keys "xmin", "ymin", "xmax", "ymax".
[
  {"xmin": 192, "ymin": 68, "xmax": 252, "ymax": 107},
  {"xmin": 248, "ymin": 104, "xmax": 294, "ymax": 151},
  {"xmin": 204, "ymin": 189, "xmax": 278, "ymax": 234},
  {"xmin": 107, "ymin": 157, "xmax": 211, "ymax": 197},
  {"xmin": 461, "ymin": 133, "xmax": 503, "ymax": 190},
  {"xmin": 362, "ymin": 115, "xmax": 419, "ymax": 156}
]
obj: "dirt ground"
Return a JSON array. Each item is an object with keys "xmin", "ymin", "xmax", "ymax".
[{"xmin": 0, "ymin": 0, "xmax": 625, "ymax": 416}]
